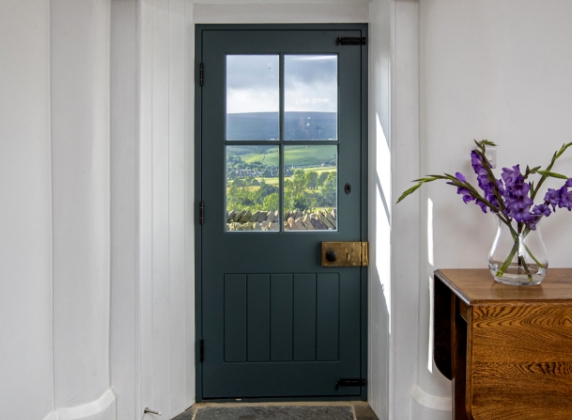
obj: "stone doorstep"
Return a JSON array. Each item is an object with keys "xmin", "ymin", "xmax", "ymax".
[{"xmin": 172, "ymin": 401, "xmax": 378, "ymax": 420}]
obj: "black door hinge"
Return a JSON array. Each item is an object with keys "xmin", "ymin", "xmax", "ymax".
[
  {"xmin": 199, "ymin": 201, "xmax": 204, "ymax": 225},
  {"xmin": 337, "ymin": 37, "xmax": 366, "ymax": 45},
  {"xmin": 200, "ymin": 63, "xmax": 204, "ymax": 87},
  {"xmin": 200, "ymin": 339, "xmax": 204, "ymax": 362},
  {"xmin": 335, "ymin": 378, "xmax": 366, "ymax": 390}
]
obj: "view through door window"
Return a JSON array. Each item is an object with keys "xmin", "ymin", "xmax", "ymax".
[{"xmin": 225, "ymin": 54, "xmax": 338, "ymax": 232}]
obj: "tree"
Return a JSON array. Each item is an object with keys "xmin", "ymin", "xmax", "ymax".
[
  {"xmin": 263, "ymin": 193, "xmax": 279, "ymax": 211},
  {"xmin": 317, "ymin": 171, "xmax": 329, "ymax": 186},
  {"xmin": 292, "ymin": 193, "xmax": 311, "ymax": 211},
  {"xmin": 304, "ymin": 171, "xmax": 318, "ymax": 190},
  {"xmin": 320, "ymin": 172, "xmax": 337, "ymax": 207},
  {"xmin": 254, "ymin": 182, "xmax": 278, "ymax": 205},
  {"xmin": 292, "ymin": 169, "xmax": 306, "ymax": 195}
]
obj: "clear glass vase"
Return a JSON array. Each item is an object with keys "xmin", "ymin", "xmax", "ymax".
[{"xmin": 488, "ymin": 213, "xmax": 548, "ymax": 286}]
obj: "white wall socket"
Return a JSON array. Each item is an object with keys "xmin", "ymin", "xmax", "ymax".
[{"xmin": 485, "ymin": 146, "xmax": 497, "ymax": 169}]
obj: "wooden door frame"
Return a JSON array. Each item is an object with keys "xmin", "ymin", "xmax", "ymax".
[{"xmin": 194, "ymin": 23, "xmax": 368, "ymax": 402}]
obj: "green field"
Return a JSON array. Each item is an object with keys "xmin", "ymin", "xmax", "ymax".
[
  {"xmin": 228, "ymin": 145, "xmax": 336, "ymax": 168},
  {"xmin": 254, "ymin": 166, "xmax": 335, "ymax": 186}
]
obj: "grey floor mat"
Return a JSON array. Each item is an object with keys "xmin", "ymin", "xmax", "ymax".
[{"xmin": 193, "ymin": 405, "xmax": 355, "ymax": 420}]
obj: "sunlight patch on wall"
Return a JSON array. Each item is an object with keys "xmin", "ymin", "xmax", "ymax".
[
  {"xmin": 376, "ymin": 113, "xmax": 391, "ymax": 217},
  {"xmin": 376, "ymin": 187, "xmax": 391, "ymax": 317}
]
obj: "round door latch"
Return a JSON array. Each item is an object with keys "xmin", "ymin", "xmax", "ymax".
[
  {"xmin": 325, "ymin": 250, "xmax": 338, "ymax": 262},
  {"xmin": 344, "ymin": 183, "xmax": 351, "ymax": 194}
]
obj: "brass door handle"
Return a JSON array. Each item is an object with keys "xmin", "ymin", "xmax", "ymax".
[{"xmin": 321, "ymin": 242, "xmax": 368, "ymax": 267}]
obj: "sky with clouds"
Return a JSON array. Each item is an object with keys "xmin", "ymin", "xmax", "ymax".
[{"xmin": 226, "ymin": 55, "xmax": 337, "ymax": 115}]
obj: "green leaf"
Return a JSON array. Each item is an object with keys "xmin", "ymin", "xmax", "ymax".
[
  {"xmin": 537, "ymin": 170, "xmax": 570, "ymax": 180},
  {"xmin": 397, "ymin": 183, "xmax": 423, "ymax": 203},
  {"xmin": 556, "ymin": 142, "xmax": 572, "ymax": 158},
  {"xmin": 412, "ymin": 176, "xmax": 438, "ymax": 183}
]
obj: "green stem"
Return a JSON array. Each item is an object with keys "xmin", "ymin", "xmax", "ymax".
[
  {"xmin": 496, "ymin": 239, "xmax": 519, "ymax": 277},
  {"xmin": 518, "ymin": 255, "xmax": 533, "ymax": 282},
  {"xmin": 523, "ymin": 243, "xmax": 544, "ymax": 269},
  {"xmin": 495, "ymin": 219, "xmax": 543, "ymax": 280},
  {"xmin": 531, "ymin": 142, "xmax": 572, "ymax": 200}
]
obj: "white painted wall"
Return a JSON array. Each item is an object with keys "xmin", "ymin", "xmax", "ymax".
[
  {"xmin": 50, "ymin": 1, "xmax": 114, "ymax": 415},
  {"xmin": 0, "ymin": 1, "xmax": 54, "ymax": 419},
  {"xmin": 387, "ymin": 1, "xmax": 423, "ymax": 419},
  {"xmin": 109, "ymin": 1, "xmax": 196, "ymax": 418},
  {"xmin": 138, "ymin": 1, "xmax": 196, "ymax": 418},
  {"xmin": 194, "ymin": 3, "xmax": 368, "ymax": 23},
  {"xmin": 406, "ymin": 1, "xmax": 572, "ymax": 419},
  {"xmin": 110, "ymin": 0, "xmax": 140, "ymax": 419},
  {"xmin": 1, "ymin": 1, "xmax": 117, "ymax": 419},
  {"xmin": 367, "ymin": 0, "xmax": 391, "ymax": 419}
]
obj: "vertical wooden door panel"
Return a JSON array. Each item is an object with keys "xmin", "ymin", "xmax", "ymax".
[
  {"xmin": 271, "ymin": 274, "xmax": 294, "ymax": 362},
  {"xmin": 247, "ymin": 274, "xmax": 271, "ymax": 362},
  {"xmin": 317, "ymin": 273, "xmax": 340, "ymax": 361},
  {"xmin": 293, "ymin": 274, "xmax": 317, "ymax": 361},
  {"xmin": 225, "ymin": 274, "xmax": 247, "ymax": 362}
]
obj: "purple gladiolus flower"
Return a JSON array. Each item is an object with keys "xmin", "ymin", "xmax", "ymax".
[
  {"xmin": 532, "ymin": 203, "xmax": 551, "ymax": 217},
  {"xmin": 511, "ymin": 206, "xmax": 532, "ymax": 223},
  {"xmin": 449, "ymin": 172, "xmax": 476, "ymax": 205},
  {"xmin": 545, "ymin": 188, "xmax": 561, "ymax": 211},
  {"xmin": 458, "ymin": 188, "xmax": 475, "ymax": 204},
  {"xmin": 470, "ymin": 152, "xmax": 506, "ymax": 212},
  {"xmin": 501, "ymin": 165, "xmax": 524, "ymax": 188},
  {"xmin": 470, "ymin": 151, "xmax": 482, "ymax": 170},
  {"xmin": 477, "ymin": 201, "xmax": 488, "ymax": 213},
  {"xmin": 558, "ymin": 185, "xmax": 572, "ymax": 210},
  {"xmin": 397, "ymin": 141, "xmax": 572, "ymax": 273},
  {"xmin": 527, "ymin": 214, "xmax": 541, "ymax": 231},
  {"xmin": 510, "ymin": 182, "xmax": 531, "ymax": 197},
  {"xmin": 496, "ymin": 179, "xmax": 506, "ymax": 197},
  {"xmin": 506, "ymin": 195, "xmax": 533, "ymax": 222}
]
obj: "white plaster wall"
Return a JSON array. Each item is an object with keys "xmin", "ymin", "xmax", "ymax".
[
  {"xmin": 368, "ymin": 0, "xmax": 391, "ymax": 419},
  {"xmin": 50, "ymin": 0, "xmax": 116, "ymax": 417},
  {"xmin": 110, "ymin": 0, "xmax": 140, "ymax": 419},
  {"xmin": 138, "ymin": 1, "xmax": 195, "ymax": 418},
  {"xmin": 0, "ymin": 1, "xmax": 54, "ymax": 418},
  {"xmin": 387, "ymin": 1, "xmax": 422, "ymax": 419},
  {"xmin": 194, "ymin": 3, "xmax": 368, "ymax": 23},
  {"xmin": 414, "ymin": 1, "xmax": 572, "ymax": 419}
]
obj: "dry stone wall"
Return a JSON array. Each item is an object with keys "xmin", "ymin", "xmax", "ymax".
[{"xmin": 226, "ymin": 209, "xmax": 337, "ymax": 231}]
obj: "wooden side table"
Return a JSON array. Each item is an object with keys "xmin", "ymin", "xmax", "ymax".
[{"xmin": 433, "ymin": 269, "xmax": 572, "ymax": 419}]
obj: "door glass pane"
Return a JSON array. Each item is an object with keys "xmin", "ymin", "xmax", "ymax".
[
  {"xmin": 284, "ymin": 145, "xmax": 337, "ymax": 231},
  {"xmin": 226, "ymin": 146, "xmax": 280, "ymax": 231},
  {"xmin": 226, "ymin": 55, "xmax": 280, "ymax": 140},
  {"xmin": 284, "ymin": 55, "xmax": 338, "ymax": 141}
]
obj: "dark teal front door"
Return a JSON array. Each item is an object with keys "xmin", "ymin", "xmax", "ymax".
[{"xmin": 196, "ymin": 24, "xmax": 367, "ymax": 400}]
